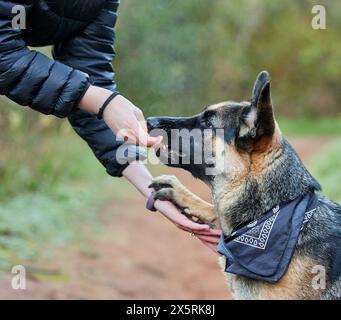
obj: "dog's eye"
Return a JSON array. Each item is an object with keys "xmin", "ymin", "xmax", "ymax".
[{"xmin": 201, "ymin": 118, "xmax": 213, "ymax": 128}]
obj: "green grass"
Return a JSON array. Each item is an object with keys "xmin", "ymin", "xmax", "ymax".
[
  {"xmin": 279, "ymin": 117, "xmax": 341, "ymax": 137},
  {"xmin": 309, "ymin": 138, "xmax": 341, "ymax": 203}
]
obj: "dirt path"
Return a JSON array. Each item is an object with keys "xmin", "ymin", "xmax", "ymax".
[{"xmin": 0, "ymin": 137, "xmax": 334, "ymax": 299}]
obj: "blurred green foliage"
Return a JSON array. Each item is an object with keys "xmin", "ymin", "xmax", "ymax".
[
  {"xmin": 116, "ymin": 0, "xmax": 341, "ymax": 118},
  {"xmin": 0, "ymin": 120, "xmax": 128, "ymax": 269},
  {"xmin": 279, "ymin": 117, "xmax": 341, "ymax": 136},
  {"xmin": 311, "ymin": 138, "xmax": 341, "ymax": 203}
]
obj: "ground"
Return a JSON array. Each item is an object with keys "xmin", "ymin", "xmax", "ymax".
[{"xmin": 0, "ymin": 137, "xmax": 333, "ymax": 299}]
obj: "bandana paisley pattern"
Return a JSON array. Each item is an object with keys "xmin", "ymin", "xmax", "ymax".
[
  {"xmin": 217, "ymin": 192, "xmax": 319, "ymax": 283},
  {"xmin": 234, "ymin": 208, "xmax": 280, "ymax": 250}
]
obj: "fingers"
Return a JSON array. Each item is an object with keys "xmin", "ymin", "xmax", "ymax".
[
  {"xmin": 129, "ymin": 119, "xmax": 148, "ymax": 146},
  {"xmin": 171, "ymin": 213, "xmax": 211, "ymax": 231},
  {"xmin": 195, "ymin": 234, "xmax": 220, "ymax": 245},
  {"xmin": 174, "ymin": 224, "xmax": 220, "ymax": 248},
  {"xmin": 133, "ymin": 107, "xmax": 163, "ymax": 147},
  {"xmin": 117, "ymin": 124, "xmax": 162, "ymax": 148},
  {"xmin": 147, "ymin": 134, "xmax": 163, "ymax": 148},
  {"xmin": 175, "ymin": 224, "xmax": 194, "ymax": 233},
  {"xmin": 193, "ymin": 229, "xmax": 222, "ymax": 236},
  {"xmin": 103, "ymin": 95, "xmax": 162, "ymax": 147},
  {"xmin": 195, "ymin": 229, "xmax": 222, "ymax": 238},
  {"xmin": 129, "ymin": 119, "xmax": 163, "ymax": 148},
  {"xmin": 155, "ymin": 200, "xmax": 221, "ymax": 257},
  {"xmin": 155, "ymin": 200, "xmax": 210, "ymax": 232},
  {"xmin": 134, "ymin": 108, "xmax": 148, "ymax": 133}
]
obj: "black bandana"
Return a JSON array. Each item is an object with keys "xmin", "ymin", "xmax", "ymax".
[{"xmin": 217, "ymin": 192, "xmax": 319, "ymax": 283}]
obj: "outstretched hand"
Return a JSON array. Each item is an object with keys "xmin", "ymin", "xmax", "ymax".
[
  {"xmin": 79, "ymin": 86, "xmax": 162, "ymax": 147},
  {"xmin": 153, "ymin": 199, "xmax": 222, "ymax": 255},
  {"xmin": 102, "ymin": 94, "xmax": 162, "ymax": 147}
]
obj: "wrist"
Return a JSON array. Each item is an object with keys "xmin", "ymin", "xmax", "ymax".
[
  {"xmin": 78, "ymin": 85, "xmax": 114, "ymax": 114},
  {"xmin": 97, "ymin": 91, "xmax": 120, "ymax": 120},
  {"xmin": 101, "ymin": 93, "xmax": 123, "ymax": 121},
  {"xmin": 146, "ymin": 192, "xmax": 157, "ymax": 212}
]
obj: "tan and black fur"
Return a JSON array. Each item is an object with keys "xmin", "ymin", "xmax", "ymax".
[{"xmin": 147, "ymin": 71, "xmax": 341, "ymax": 300}]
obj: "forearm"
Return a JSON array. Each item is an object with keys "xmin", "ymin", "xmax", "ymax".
[
  {"xmin": 122, "ymin": 162, "xmax": 153, "ymax": 198},
  {"xmin": 122, "ymin": 162, "xmax": 175, "ymax": 213}
]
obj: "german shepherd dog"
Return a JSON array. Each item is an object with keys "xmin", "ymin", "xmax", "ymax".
[{"xmin": 147, "ymin": 71, "xmax": 341, "ymax": 300}]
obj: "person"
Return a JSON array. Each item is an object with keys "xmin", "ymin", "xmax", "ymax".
[{"xmin": 0, "ymin": 0, "xmax": 221, "ymax": 251}]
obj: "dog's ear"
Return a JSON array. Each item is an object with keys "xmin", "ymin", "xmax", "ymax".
[
  {"xmin": 238, "ymin": 71, "xmax": 275, "ymax": 144},
  {"xmin": 251, "ymin": 71, "xmax": 275, "ymax": 137}
]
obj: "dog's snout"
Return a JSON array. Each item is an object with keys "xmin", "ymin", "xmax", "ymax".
[{"xmin": 147, "ymin": 117, "xmax": 160, "ymax": 132}]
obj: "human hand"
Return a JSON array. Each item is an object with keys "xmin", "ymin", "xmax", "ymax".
[
  {"xmin": 103, "ymin": 94, "xmax": 162, "ymax": 147},
  {"xmin": 79, "ymin": 86, "xmax": 162, "ymax": 147},
  {"xmin": 154, "ymin": 199, "xmax": 222, "ymax": 255}
]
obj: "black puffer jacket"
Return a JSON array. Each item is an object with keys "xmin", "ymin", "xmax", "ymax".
[{"xmin": 0, "ymin": 0, "xmax": 141, "ymax": 177}]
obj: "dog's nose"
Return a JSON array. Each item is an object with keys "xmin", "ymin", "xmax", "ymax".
[{"xmin": 146, "ymin": 117, "xmax": 160, "ymax": 132}]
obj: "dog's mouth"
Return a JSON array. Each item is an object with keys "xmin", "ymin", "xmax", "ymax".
[
  {"xmin": 157, "ymin": 141, "xmax": 188, "ymax": 161},
  {"xmin": 147, "ymin": 117, "xmax": 190, "ymax": 164}
]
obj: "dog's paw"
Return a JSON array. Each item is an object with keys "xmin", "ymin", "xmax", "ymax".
[
  {"xmin": 153, "ymin": 188, "xmax": 176, "ymax": 202},
  {"xmin": 149, "ymin": 175, "xmax": 216, "ymax": 226},
  {"xmin": 153, "ymin": 187, "xmax": 191, "ymax": 216},
  {"xmin": 149, "ymin": 175, "xmax": 187, "ymax": 210},
  {"xmin": 149, "ymin": 175, "xmax": 181, "ymax": 191}
]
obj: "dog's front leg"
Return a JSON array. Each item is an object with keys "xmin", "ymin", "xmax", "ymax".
[{"xmin": 149, "ymin": 175, "xmax": 217, "ymax": 227}]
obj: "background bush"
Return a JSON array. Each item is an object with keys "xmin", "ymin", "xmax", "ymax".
[{"xmin": 116, "ymin": 0, "xmax": 341, "ymax": 118}]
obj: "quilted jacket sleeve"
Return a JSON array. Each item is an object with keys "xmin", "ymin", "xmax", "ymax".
[
  {"xmin": 53, "ymin": 0, "xmax": 145, "ymax": 177},
  {"xmin": 0, "ymin": 0, "xmax": 91, "ymax": 118}
]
